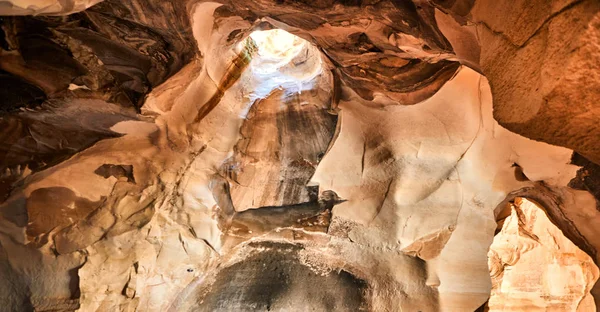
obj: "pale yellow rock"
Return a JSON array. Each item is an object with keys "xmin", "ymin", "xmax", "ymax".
[
  {"xmin": 488, "ymin": 198, "xmax": 599, "ymax": 311},
  {"xmin": 0, "ymin": 2, "xmax": 598, "ymax": 312}
]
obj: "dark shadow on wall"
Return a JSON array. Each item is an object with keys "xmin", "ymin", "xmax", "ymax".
[{"xmin": 187, "ymin": 241, "xmax": 368, "ymax": 312}]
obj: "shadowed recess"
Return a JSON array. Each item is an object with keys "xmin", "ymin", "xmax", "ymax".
[{"xmin": 188, "ymin": 242, "xmax": 367, "ymax": 312}]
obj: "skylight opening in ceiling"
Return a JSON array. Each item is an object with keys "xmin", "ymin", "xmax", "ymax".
[{"xmin": 241, "ymin": 29, "xmax": 323, "ymax": 101}]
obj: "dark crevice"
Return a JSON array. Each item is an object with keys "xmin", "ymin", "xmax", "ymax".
[{"xmin": 569, "ymin": 152, "xmax": 600, "ymax": 211}]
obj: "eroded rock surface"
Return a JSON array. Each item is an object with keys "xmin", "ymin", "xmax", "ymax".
[
  {"xmin": 488, "ymin": 198, "xmax": 599, "ymax": 311},
  {"xmin": 182, "ymin": 242, "xmax": 368, "ymax": 312},
  {"xmin": 0, "ymin": 1, "xmax": 599, "ymax": 312}
]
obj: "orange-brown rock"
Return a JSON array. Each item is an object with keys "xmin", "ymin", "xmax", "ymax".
[{"xmin": 0, "ymin": 1, "xmax": 599, "ymax": 311}]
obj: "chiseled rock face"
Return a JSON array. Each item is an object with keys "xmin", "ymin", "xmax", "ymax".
[
  {"xmin": 489, "ymin": 198, "xmax": 599, "ymax": 311},
  {"xmin": 0, "ymin": 1, "xmax": 599, "ymax": 312}
]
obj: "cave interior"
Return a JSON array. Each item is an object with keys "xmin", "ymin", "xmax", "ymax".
[{"xmin": 0, "ymin": 0, "xmax": 600, "ymax": 311}]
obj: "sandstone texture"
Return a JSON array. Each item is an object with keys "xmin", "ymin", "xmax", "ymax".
[
  {"xmin": 489, "ymin": 198, "xmax": 598, "ymax": 311},
  {"xmin": 0, "ymin": 1, "xmax": 598, "ymax": 312}
]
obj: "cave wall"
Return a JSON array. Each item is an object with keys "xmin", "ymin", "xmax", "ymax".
[
  {"xmin": 0, "ymin": 1, "xmax": 599, "ymax": 311},
  {"xmin": 488, "ymin": 198, "xmax": 599, "ymax": 311},
  {"xmin": 435, "ymin": 0, "xmax": 600, "ymax": 164}
]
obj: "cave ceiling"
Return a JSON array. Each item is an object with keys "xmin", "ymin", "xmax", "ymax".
[{"xmin": 0, "ymin": 0, "xmax": 599, "ymax": 311}]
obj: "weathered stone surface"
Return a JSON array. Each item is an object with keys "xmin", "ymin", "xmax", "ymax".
[
  {"xmin": 0, "ymin": 1, "xmax": 599, "ymax": 311},
  {"xmin": 488, "ymin": 198, "xmax": 599, "ymax": 311},
  {"xmin": 183, "ymin": 242, "xmax": 368, "ymax": 312},
  {"xmin": 0, "ymin": 0, "xmax": 102, "ymax": 15},
  {"xmin": 473, "ymin": 0, "xmax": 600, "ymax": 164},
  {"xmin": 0, "ymin": 1, "xmax": 195, "ymax": 109},
  {"xmin": 226, "ymin": 82, "xmax": 336, "ymax": 210}
]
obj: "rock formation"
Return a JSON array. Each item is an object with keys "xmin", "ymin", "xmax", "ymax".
[
  {"xmin": 0, "ymin": 1, "xmax": 599, "ymax": 311},
  {"xmin": 488, "ymin": 197, "xmax": 598, "ymax": 311}
]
